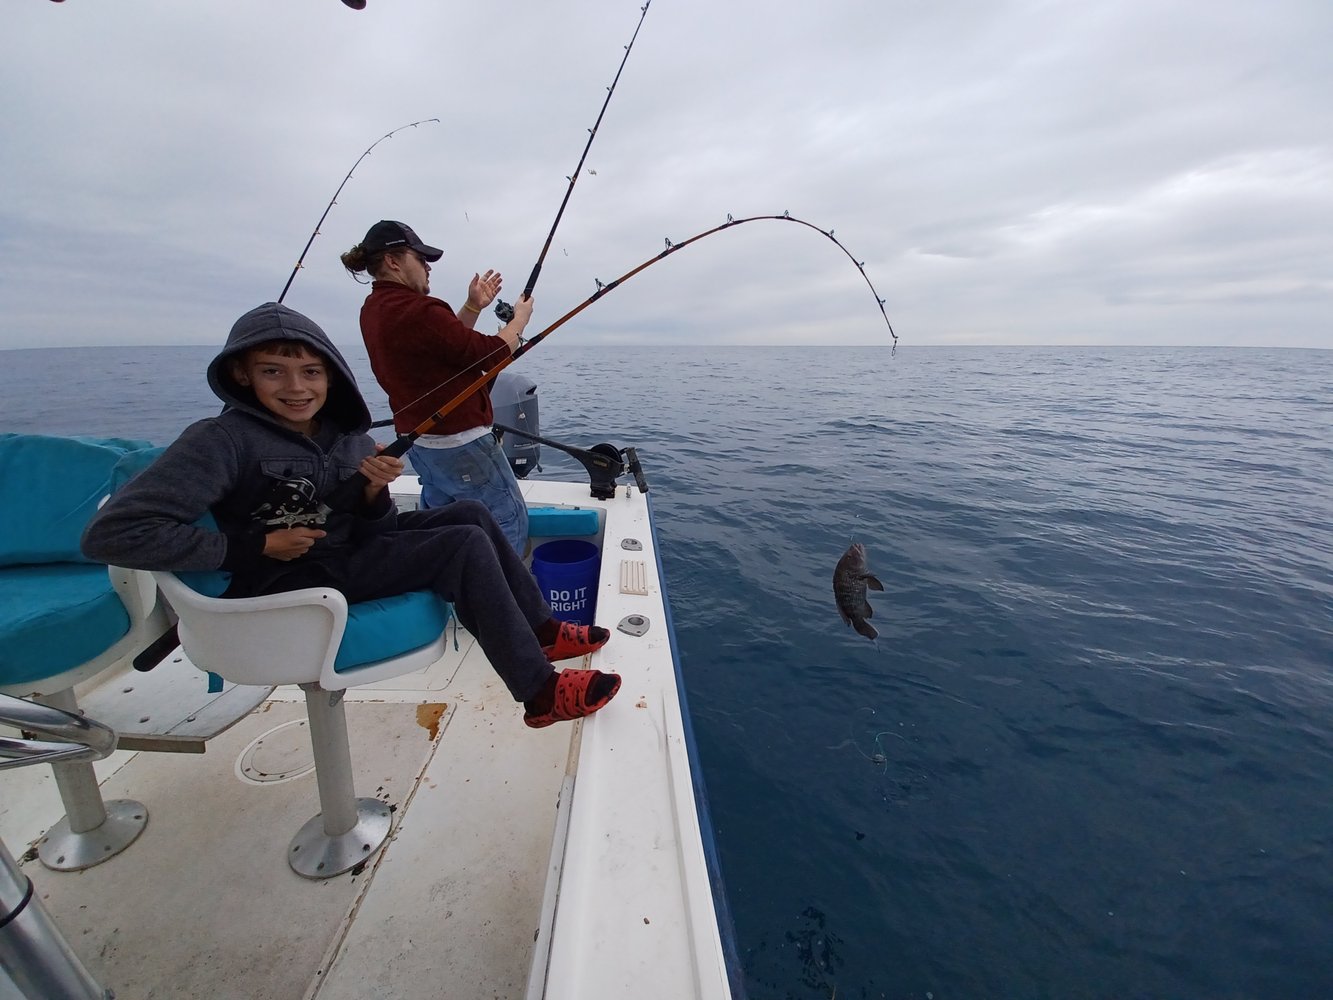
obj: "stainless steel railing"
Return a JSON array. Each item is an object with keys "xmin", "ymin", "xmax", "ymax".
[
  {"xmin": 0, "ymin": 693, "xmax": 118, "ymax": 771},
  {"xmin": 1, "ymin": 693, "xmax": 117, "ymax": 999}
]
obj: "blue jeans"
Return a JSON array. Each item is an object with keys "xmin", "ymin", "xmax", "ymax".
[{"xmin": 410, "ymin": 433, "xmax": 528, "ymax": 556}]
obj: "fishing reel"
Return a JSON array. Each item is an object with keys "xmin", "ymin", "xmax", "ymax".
[
  {"xmin": 493, "ymin": 299, "xmax": 515, "ymax": 323},
  {"xmin": 251, "ymin": 476, "xmax": 329, "ymax": 528}
]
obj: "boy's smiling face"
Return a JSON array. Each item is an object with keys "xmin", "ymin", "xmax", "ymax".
[{"xmin": 233, "ymin": 345, "xmax": 329, "ymax": 435}]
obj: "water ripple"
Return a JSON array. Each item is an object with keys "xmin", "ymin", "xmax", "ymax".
[{"xmin": 4, "ymin": 343, "xmax": 1331, "ymax": 999}]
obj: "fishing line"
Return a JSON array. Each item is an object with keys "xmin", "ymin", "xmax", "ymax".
[
  {"xmin": 493, "ymin": 0, "xmax": 653, "ymax": 322},
  {"xmin": 825, "ymin": 736, "xmax": 894, "ymax": 772},
  {"xmin": 277, "ymin": 118, "xmax": 441, "ymax": 303},
  {"xmin": 826, "ymin": 708, "xmax": 903, "ymax": 772},
  {"xmin": 362, "ymin": 211, "xmax": 898, "ymax": 450}
]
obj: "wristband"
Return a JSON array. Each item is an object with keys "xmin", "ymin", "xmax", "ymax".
[{"xmin": 461, "ymin": 301, "xmax": 481, "ymax": 314}]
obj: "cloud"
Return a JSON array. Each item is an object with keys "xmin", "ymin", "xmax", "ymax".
[{"xmin": 1, "ymin": 0, "xmax": 1330, "ymax": 350}]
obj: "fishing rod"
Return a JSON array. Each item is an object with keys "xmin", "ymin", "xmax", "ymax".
[
  {"xmin": 277, "ymin": 118, "xmax": 441, "ymax": 303},
  {"xmin": 336, "ymin": 211, "xmax": 898, "ymax": 513},
  {"xmin": 444, "ymin": 212, "xmax": 896, "ymax": 418},
  {"xmin": 493, "ymin": 0, "xmax": 652, "ymax": 323}
]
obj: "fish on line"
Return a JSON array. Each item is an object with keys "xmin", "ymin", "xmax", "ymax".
[{"xmin": 832, "ymin": 541, "xmax": 883, "ymax": 640}]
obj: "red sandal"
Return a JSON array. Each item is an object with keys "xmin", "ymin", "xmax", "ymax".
[
  {"xmin": 542, "ymin": 621, "xmax": 611, "ymax": 662},
  {"xmin": 524, "ymin": 668, "xmax": 622, "ymax": 729}
]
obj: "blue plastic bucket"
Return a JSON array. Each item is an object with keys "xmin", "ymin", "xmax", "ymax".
[{"xmin": 530, "ymin": 539, "xmax": 600, "ymax": 626}]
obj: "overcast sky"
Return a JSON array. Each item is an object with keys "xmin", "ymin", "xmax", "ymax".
[{"xmin": 3, "ymin": 0, "xmax": 1330, "ymax": 351}]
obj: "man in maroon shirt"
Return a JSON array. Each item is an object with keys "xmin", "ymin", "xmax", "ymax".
[{"xmin": 341, "ymin": 220, "xmax": 534, "ymax": 554}]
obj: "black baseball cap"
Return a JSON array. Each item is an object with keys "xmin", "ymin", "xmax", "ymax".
[{"xmin": 360, "ymin": 220, "xmax": 443, "ymax": 261}]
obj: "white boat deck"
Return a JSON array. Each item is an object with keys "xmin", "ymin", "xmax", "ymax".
[{"xmin": 1, "ymin": 479, "xmax": 733, "ymax": 1000}]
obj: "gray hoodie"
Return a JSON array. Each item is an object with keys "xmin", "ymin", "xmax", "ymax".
[{"xmin": 82, "ymin": 302, "xmax": 395, "ymax": 595}]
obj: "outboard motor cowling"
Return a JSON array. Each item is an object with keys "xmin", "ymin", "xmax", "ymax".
[{"xmin": 491, "ymin": 370, "xmax": 540, "ymax": 479}]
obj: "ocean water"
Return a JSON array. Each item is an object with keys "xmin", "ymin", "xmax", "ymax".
[{"xmin": 5, "ymin": 344, "xmax": 1332, "ymax": 999}]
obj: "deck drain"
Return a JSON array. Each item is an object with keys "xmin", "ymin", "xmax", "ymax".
[{"xmin": 236, "ymin": 719, "xmax": 315, "ymax": 785}]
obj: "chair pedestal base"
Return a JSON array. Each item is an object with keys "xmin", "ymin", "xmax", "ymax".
[
  {"xmin": 287, "ymin": 798, "xmax": 392, "ymax": 879},
  {"xmin": 37, "ymin": 798, "xmax": 148, "ymax": 872},
  {"xmin": 287, "ymin": 685, "xmax": 397, "ymax": 880},
  {"xmin": 30, "ymin": 689, "xmax": 150, "ymax": 872}
]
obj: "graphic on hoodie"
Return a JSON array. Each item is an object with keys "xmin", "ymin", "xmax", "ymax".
[{"xmin": 250, "ymin": 474, "xmax": 328, "ymax": 527}]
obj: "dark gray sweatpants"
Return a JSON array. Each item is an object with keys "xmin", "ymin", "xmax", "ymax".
[{"xmin": 338, "ymin": 500, "xmax": 555, "ymax": 702}]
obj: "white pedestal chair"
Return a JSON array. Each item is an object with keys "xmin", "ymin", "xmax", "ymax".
[
  {"xmin": 151, "ymin": 571, "xmax": 452, "ymax": 879},
  {"xmin": 0, "ymin": 433, "xmax": 164, "ymax": 872}
]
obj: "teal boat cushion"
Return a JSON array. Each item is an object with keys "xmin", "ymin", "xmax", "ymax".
[
  {"xmin": 334, "ymin": 591, "xmax": 453, "ymax": 673},
  {"xmin": 527, "ymin": 506, "xmax": 599, "ymax": 537},
  {"xmin": 0, "ymin": 564, "xmax": 131, "ymax": 687},
  {"xmin": 0, "ymin": 433, "xmax": 157, "ymax": 567},
  {"xmin": 110, "ymin": 444, "xmax": 166, "ymax": 492}
]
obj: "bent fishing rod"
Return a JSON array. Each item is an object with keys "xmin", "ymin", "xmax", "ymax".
[
  {"xmin": 343, "ymin": 210, "xmax": 898, "ymax": 510},
  {"xmin": 494, "ymin": 0, "xmax": 652, "ymax": 323},
  {"xmin": 277, "ymin": 118, "xmax": 441, "ymax": 304}
]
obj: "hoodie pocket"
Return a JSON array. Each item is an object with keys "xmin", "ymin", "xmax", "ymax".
[{"xmin": 259, "ymin": 457, "xmax": 318, "ymax": 482}]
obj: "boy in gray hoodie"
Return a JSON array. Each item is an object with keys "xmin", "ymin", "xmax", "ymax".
[{"xmin": 82, "ymin": 302, "xmax": 619, "ymax": 728}]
